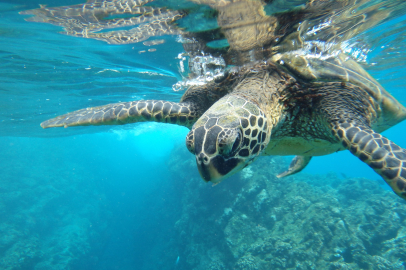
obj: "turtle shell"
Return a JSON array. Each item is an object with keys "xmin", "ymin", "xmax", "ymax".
[{"xmin": 271, "ymin": 52, "xmax": 406, "ymax": 133}]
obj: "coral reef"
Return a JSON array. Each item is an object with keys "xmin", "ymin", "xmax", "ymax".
[
  {"xmin": 168, "ymin": 145, "xmax": 406, "ymax": 270},
  {"xmin": 0, "ymin": 138, "xmax": 107, "ymax": 270},
  {"xmin": 2, "ymin": 137, "xmax": 406, "ymax": 270},
  {"xmin": 235, "ymin": 254, "xmax": 259, "ymax": 270}
]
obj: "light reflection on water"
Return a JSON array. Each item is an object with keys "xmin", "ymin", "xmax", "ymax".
[{"xmin": 1, "ymin": 0, "xmax": 406, "ymax": 137}]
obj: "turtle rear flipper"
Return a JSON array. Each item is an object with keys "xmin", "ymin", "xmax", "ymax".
[
  {"xmin": 277, "ymin": 155, "xmax": 312, "ymax": 178},
  {"xmin": 41, "ymin": 100, "xmax": 200, "ymax": 129},
  {"xmin": 334, "ymin": 123, "xmax": 406, "ymax": 200}
]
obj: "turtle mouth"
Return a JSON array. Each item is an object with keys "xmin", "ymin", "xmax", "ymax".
[{"xmin": 196, "ymin": 155, "xmax": 244, "ymax": 183}]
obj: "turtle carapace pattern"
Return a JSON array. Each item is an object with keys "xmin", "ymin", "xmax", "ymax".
[{"xmin": 27, "ymin": 0, "xmax": 406, "ymax": 201}]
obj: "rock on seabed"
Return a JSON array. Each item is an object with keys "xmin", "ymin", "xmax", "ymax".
[{"xmin": 168, "ymin": 146, "xmax": 406, "ymax": 270}]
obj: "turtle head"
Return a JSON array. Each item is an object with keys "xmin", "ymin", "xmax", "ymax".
[{"xmin": 186, "ymin": 96, "xmax": 270, "ymax": 184}]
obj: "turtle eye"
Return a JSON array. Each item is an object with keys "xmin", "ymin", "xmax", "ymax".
[
  {"xmin": 218, "ymin": 128, "xmax": 242, "ymax": 157},
  {"xmin": 186, "ymin": 130, "xmax": 195, "ymax": 154},
  {"xmin": 230, "ymin": 128, "xmax": 242, "ymax": 154},
  {"xmin": 218, "ymin": 135, "xmax": 227, "ymax": 155}
]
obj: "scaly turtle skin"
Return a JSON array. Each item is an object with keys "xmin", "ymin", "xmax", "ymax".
[{"xmin": 33, "ymin": 0, "xmax": 406, "ymax": 201}]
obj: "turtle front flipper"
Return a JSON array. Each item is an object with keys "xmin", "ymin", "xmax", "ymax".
[
  {"xmin": 334, "ymin": 123, "xmax": 406, "ymax": 200},
  {"xmin": 277, "ymin": 155, "xmax": 312, "ymax": 178},
  {"xmin": 41, "ymin": 100, "xmax": 200, "ymax": 129}
]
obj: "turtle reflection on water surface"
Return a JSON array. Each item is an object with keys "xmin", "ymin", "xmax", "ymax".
[{"xmin": 23, "ymin": 0, "xmax": 406, "ymax": 201}]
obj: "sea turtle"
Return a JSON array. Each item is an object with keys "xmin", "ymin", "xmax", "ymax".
[
  {"xmin": 34, "ymin": 0, "xmax": 406, "ymax": 201},
  {"xmin": 40, "ymin": 51, "xmax": 406, "ymax": 201}
]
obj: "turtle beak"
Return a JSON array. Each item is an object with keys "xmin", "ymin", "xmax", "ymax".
[
  {"xmin": 196, "ymin": 153, "xmax": 244, "ymax": 184},
  {"xmin": 197, "ymin": 162, "xmax": 223, "ymax": 183}
]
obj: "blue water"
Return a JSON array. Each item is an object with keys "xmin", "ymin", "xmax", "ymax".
[{"xmin": 2, "ymin": 1, "xmax": 406, "ymax": 269}]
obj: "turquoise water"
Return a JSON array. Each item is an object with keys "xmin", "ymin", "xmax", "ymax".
[{"xmin": 2, "ymin": 1, "xmax": 406, "ymax": 269}]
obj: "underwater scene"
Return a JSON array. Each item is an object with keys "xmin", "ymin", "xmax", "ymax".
[{"xmin": 2, "ymin": 0, "xmax": 406, "ymax": 269}]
